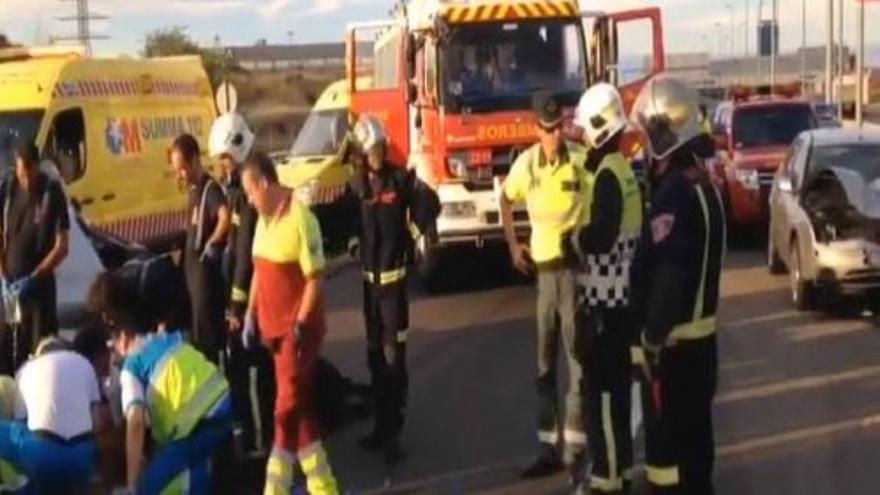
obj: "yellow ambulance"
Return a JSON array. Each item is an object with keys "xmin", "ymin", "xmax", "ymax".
[
  {"xmin": 277, "ymin": 78, "xmax": 354, "ymax": 202},
  {"xmin": 0, "ymin": 46, "xmax": 216, "ymax": 243}
]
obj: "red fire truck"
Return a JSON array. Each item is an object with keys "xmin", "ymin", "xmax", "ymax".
[{"xmin": 346, "ymin": 0, "xmax": 665, "ymax": 283}]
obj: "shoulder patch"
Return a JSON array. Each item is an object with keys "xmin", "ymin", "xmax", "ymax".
[{"xmin": 651, "ymin": 214, "xmax": 676, "ymax": 244}]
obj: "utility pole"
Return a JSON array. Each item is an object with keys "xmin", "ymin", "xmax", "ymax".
[
  {"xmin": 801, "ymin": 0, "xmax": 807, "ymax": 95},
  {"xmin": 838, "ymin": 0, "xmax": 845, "ymax": 117},
  {"xmin": 856, "ymin": 0, "xmax": 865, "ymax": 126},
  {"xmin": 825, "ymin": 0, "xmax": 834, "ymax": 103},
  {"xmin": 726, "ymin": 3, "xmax": 736, "ymax": 58},
  {"xmin": 55, "ymin": 0, "xmax": 108, "ymax": 56},
  {"xmin": 771, "ymin": 0, "xmax": 778, "ymax": 88},
  {"xmin": 744, "ymin": 0, "xmax": 750, "ymax": 59},
  {"xmin": 757, "ymin": 0, "xmax": 763, "ymax": 83}
]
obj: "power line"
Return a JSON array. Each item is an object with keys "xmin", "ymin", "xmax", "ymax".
[{"xmin": 55, "ymin": 0, "xmax": 109, "ymax": 56}]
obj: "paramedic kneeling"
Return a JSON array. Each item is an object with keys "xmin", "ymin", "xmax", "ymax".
[{"xmin": 94, "ymin": 271, "xmax": 233, "ymax": 495}]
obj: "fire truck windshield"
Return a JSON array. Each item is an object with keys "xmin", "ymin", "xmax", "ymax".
[
  {"xmin": 0, "ymin": 110, "xmax": 43, "ymax": 171},
  {"xmin": 289, "ymin": 109, "xmax": 348, "ymax": 158},
  {"xmin": 441, "ymin": 20, "xmax": 587, "ymax": 113}
]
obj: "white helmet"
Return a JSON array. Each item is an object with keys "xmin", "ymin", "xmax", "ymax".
[
  {"xmin": 352, "ymin": 115, "xmax": 387, "ymax": 152},
  {"xmin": 574, "ymin": 83, "xmax": 627, "ymax": 149},
  {"xmin": 208, "ymin": 112, "xmax": 255, "ymax": 164},
  {"xmin": 630, "ymin": 75, "xmax": 702, "ymax": 161}
]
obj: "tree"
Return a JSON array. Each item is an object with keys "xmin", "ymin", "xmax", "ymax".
[
  {"xmin": 143, "ymin": 26, "xmax": 230, "ymax": 88},
  {"xmin": 0, "ymin": 34, "xmax": 11, "ymax": 48}
]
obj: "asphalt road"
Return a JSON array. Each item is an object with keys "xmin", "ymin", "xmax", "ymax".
[{"xmin": 314, "ymin": 245, "xmax": 880, "ymax": 495}]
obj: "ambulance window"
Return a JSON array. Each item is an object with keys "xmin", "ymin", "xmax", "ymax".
[
  {"xmin": 613, "ymin": 19, "xmax": 654, "ymax": 85},
  {"xmin": 46, "ymin": 109, "xmax": 86, "ymax": 184}
]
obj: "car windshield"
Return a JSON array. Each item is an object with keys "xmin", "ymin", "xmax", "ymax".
[
  {"xmin": 732, "ymin": 104, "xmax": 816, "ymax": 149},
  {"xmin": 808, "ymin": 143, "xmax": 880, "ymax": 183},
  {"xmin": 289, "ymin": 109, "xmax": 348, "ymax": 158},
  {"xmin": 441, "ymin": 20, "xmax": 587, "ymax": 113},
  {"xmin": 0, "ymin": 110, "xmax": 44, "ymax": 171}
]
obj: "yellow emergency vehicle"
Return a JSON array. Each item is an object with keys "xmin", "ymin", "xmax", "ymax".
[
  {"xmin": 276, "ymin": 78, "xmax": 356, "ymax": 202},
  {"xmin": 0, "ymin": 46, "xmax": 216, "ymax": 243}
]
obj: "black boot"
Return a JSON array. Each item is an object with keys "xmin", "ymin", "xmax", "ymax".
[
  {"xmin": 383, "ymin": 435, "xmax": 406, "ymax": 466},
  {"xmin": 358, "ymin": 429, "xmax": 385, "ymax": 451},
  {"xmin": 521, "ymin": 446, "xmax": 563, "ymax": 479}
]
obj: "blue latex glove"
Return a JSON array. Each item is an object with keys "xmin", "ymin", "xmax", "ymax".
[
  {"xmin": 200, "ymin": 243, "xmax": 223, "ymax": 263},
  {"xmin": 242, "ymin": 312, "xmax": 258, "ymax": 350},
  {"xmin": 9, "ymin": 276, "xmax": 33, "ymax": 299}
]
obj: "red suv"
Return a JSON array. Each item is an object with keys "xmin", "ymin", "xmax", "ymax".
[{"xmin": 710, "ymin": 98, "xmax": 818, "ymax": 231}]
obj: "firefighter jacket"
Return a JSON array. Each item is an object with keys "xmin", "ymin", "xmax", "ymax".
[
  {"xmin": 576, "ymin": 152, "xmax": 643, "ymax": 308},
  {"xmin": 351, "ymin": 164, "xmax": 440, "ymax": 286},
  {"xmin": 630, "ymin": 157, "xmax": 726, "ymax": 349},
  {"xmin": 224, "ymin": 173, "xmax": 257, "ymax": 316}
]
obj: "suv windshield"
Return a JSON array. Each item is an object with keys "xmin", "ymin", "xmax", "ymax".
[
  {"xmin": 0, "ymin": 110, "xmax": 44, "ymax": 170},
  {"xmin": 808, "ymin": 143, "xmax": 880, "ymax": 183},
  {"xmin": 289, "ymin": 109, "xmax": 347, "ymax": 158},
  {"xmin": 441, "ymin": 20, "xmax": 587, "ymax": 113},
  {"xmin": 732, "ymin": 104, "xmax": 816, "ymax": 149}
]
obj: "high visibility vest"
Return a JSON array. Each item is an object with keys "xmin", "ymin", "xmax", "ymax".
[
  {"xmin": 583, "ymin": 153, "xmax": 643, "ymax": 308},
  {"xmin": 147, "ymin": 343, "xmax": 229, "ymax": 443},
  {"xmin": 512, "ymin": 142, "xmax": 592, "ymax": 264}
]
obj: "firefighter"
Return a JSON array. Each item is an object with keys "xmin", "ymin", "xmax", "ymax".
[
  {"xmin": 568, "ymin": 83, "xmax": 643, "ymax": 494},
  {"xmin": 91, "ymin": 270, "xmax": 234, "ymax": 495},
  {"xmin": 208, "ymin": 113, "xmax": 276, "ymax": 457},
  {"xmin": 500, "ymin": 91, "xmax": 591, "ymax": 479},
  {"xmin": 347, "ymin": 116, "xmax": 440, "ymax": 465},
  {"xmin": 240, "ymin": 153, "xmax": 339, "ymax": 495},
  {"xmin": 0, "ymin": 140, "xmax": 70, "ymax": 374},
  {"xmin": 629, "ymin": 75, "xmax": 725, "ymax": 495},
  {"xmin": 170, "ymin": 134, "xmax": 230, "ymax": 363}
]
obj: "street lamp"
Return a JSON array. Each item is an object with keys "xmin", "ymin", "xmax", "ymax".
[
  {"xmin": 856, "ymin": 0, "xmax": 865, "ymax": 125},
  {"xmin": 826, "ymin": 0, "xmax": 834, "ymax": 104},
  {"xmin": 715, "ymin": 22, "xmax": 724, "ymax": 59},
  {"xmin": 801, "ymin": 0, "xmax": 807, "ymax": 95},
  {"xmin": 726, "ymin": 3, "xmax": 736, "ymax": 58}
]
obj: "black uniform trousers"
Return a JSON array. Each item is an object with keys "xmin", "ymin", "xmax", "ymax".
[
  {"xmin": 581, "ymin": 306, "xmax": 633, "ymax": 493},
  {"xmin": 184, "ymin": 253, "xmax": 226, "ymax": 364},
  {"xmin": 643, "ymin": 335, "xmax": 718, "ymax": 495},
  {"xmin": 0, "ymin": 278, "xmax": 57, "ymax": 374},
  {"xmin": 363, "ymin": 279, "xmax": 409, "ymax": 440},
  {"xmin": 225, "ymin": 329, "xmax": 276, "ymax": 454}
]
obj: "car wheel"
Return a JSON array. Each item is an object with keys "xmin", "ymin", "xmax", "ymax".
[
  {"xmin": 767, "ymin": 233, "xmax": 787, "ymax": 275},
  {"xmin": 790, "ymin": 243, "xmax": 814, "ymax": 311}
]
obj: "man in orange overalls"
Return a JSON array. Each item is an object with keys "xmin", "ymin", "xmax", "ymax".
[{"xmin": 240, "ymin": 152, "xmax": 339, "ymax": 495}]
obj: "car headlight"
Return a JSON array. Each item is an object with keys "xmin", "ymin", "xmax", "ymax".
[
  {"xmin": 294, "ymin": 179, "xmax": 318, "ymax": 206},
  {"xmin": 441, "ymin": 201, "xmax": 476, "ymax": 218},
  {"xmin": 734, "ymin": 169, "xmax": 760, "ymax": 190}
]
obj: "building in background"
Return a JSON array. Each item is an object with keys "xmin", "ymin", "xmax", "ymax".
[{"xmin": 224, "ymin": 42, "xmax": 372, "ymax": 71}]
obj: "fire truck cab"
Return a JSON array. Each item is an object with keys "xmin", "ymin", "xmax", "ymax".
[{"xmin": 346, "ymin": 0, "xmax": 665, "ymax": 283}]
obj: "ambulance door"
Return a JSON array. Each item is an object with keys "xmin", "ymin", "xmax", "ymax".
[{"xmin": 347, "ymin": 21, "xmax": 410, "ymax": 168}]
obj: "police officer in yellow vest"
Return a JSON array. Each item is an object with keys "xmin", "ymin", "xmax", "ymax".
[
  {"xmin": 630, "ymin": 76, "xmax": 725, "ymax": 495},
  {"xmin": 91, "ymin": 270, "xmax": 233, "ymax": 495},
  {"xmin": 567, "ymin": 83, "xmax": 643, "ymax": 494},
  {"xmin": 501, "ymin": 91, "xmax": 591, "ymax": 479}
]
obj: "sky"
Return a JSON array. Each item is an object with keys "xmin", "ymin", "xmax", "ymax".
[{"xmin": 2, "ymin": 0, "xmax": 879, "ymax": 63}]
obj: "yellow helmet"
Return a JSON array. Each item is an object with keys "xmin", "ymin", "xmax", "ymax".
[{"xmin": 630, "ymin": 75, "xmax": 702, "ymax": 161}]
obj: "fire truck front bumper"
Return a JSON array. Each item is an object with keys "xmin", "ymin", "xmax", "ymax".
[{"xmin": 435, "ymin": 183, "xmax": 529, "ymax": 248}]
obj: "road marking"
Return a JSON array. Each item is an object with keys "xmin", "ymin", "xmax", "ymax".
[
  {"xmin": 717, "ymin": 413, "xmax": 880, "ymax": 459},
  {"xmin": 717, "ymin": 365, "xmax": 880, "ymax": 404}
]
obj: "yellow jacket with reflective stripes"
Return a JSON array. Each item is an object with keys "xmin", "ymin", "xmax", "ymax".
[
  {"xmin": 148, "ymin": 344, "xmax": 230, "ymax": 443},
  {"xmin": 504, "ymin": 141, "xmax": 592, "ymax": 264}
]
